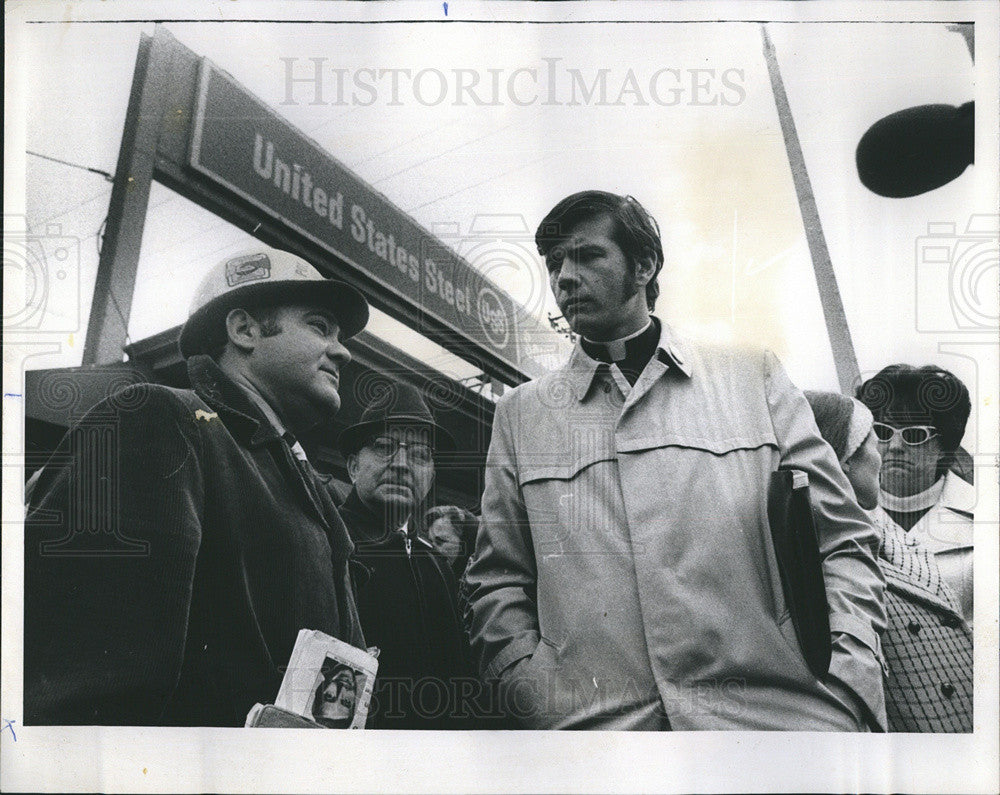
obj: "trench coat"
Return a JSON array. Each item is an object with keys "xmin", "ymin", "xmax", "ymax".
[
  {"xmin": 462, "ymin": 322, "xmax": 888, "ymax": 730},
  {"xmin": 24, "ymin": 355, "xmax": 365, "ymax": 726}
]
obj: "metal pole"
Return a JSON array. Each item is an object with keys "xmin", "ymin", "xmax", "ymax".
[
  {"xmin": 761, "ymin": 25, "xmax": 861, "ymax": 395},
  {"xmin": 82, "ymin": 29, "xmax": 172, "ymax": 365}
]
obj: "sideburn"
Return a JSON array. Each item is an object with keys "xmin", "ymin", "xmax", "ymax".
[{"xmin": 621, "ymin": 259, "xmax": 642, "ymax": 303}]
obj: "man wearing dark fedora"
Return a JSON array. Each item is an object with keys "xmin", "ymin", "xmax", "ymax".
[
  {"xmin": 25, "ymin": 247, "xmax": 370, "ymax": 726},
  {"xmin": 337, "ymin": 383, "xmax": 480, "ymax": 729}
]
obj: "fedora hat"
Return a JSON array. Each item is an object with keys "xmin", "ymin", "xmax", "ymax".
[
  {"xmin": 338, "ymin": 382, "xmax": 456, "ymax": 455},
  {"xmin": 179, "ymin": 247, "xmax": 369, "ymax": 358}
]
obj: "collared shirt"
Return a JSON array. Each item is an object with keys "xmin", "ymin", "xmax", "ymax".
[
  {"xmin": 570, "ymin": 318, "xmax": 692, "ymax": 401},
  {"xmin": 235, "ymin": 382, "xmax": 309, "ymax": 463},
  {"xmin": 581, "ymin": 317, "xmax": 661, "ymax": 387},
  {"xmin": 464, "ymin": 320, "xmax": 887, "ymax": 730}
]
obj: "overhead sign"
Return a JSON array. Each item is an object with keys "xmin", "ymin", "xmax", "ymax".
[{"xmin": 189, "ymin": 60, "xmax": 536, "ymax": 376}]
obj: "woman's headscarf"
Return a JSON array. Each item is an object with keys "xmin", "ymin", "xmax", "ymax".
[{"xmin": 804, "ymin": 390, "xmax": 874, "ymax": 464}]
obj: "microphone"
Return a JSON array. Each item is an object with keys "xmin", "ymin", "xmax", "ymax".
[{"xmin": 856, "ymin": 101, "xmax": 973, "ymax": 198}]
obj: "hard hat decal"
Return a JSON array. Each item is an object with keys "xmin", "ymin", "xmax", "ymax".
[
  {"xmin": 225, "ymin": 253, "xmax": 272, "ymax": 287},
  {"xmin": 180, "ymin": 246, "xmax": 369, "ymax": 358}
]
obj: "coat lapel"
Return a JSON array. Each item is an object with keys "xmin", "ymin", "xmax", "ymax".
[
  {"xmin": 875, "ymin": 508, "xmax": 962, "ymax": 617},
  {"xmin": 187, "ymin": 355, "xmax": 341, "ymax": 542}
]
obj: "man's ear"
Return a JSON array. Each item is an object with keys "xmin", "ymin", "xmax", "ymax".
[
  {"xmin": 225, "ymin": 308, "xmax": 259, "ymax": 353},
  {"xmin": 633, "ymin": 252, "xmax": 657, "ymax": 288},
  {"xmin": 346, "ymin": 452, "xmax": 359, "ymax": 483}
]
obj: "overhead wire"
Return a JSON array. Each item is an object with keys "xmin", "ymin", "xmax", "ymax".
[
  {"xmin": 369, "ymin": 108, "xmax": 547, "ymax": 188},
  {"xmin": 405, "ymin": 151, "xmax": 557, "ymax": 214},
  {"xmin": 27, "ymin": 149, "xmax": 114, "ymax": 182}
]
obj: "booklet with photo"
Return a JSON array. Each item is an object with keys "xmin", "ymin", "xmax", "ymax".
[
  {"xmin": 272, "ymin": 629, "xmax": 379, "ymax": 730},
  {"xmin": 244, "ymin": 702, "xmax": 326, "ymax": 729}
]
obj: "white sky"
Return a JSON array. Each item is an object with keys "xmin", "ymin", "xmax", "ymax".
[{"xmin": 17, "ymin": 16, "xmax": 991, "ymax": 428}]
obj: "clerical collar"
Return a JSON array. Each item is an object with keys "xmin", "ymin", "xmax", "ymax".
[
  {"xmin": 880, "ymin": 476, "xmax": 945, "ymax": 514},
  {"xmin": 581, "ymin": 319, "xmax": 654, "ymax": 363}
]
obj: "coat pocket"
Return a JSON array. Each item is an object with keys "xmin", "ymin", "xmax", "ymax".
[{"xmin": 499, "ymin": 636, "xmax": 560, "ymax": 729}]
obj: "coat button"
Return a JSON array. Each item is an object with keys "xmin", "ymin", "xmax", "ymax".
[
  {"xmin": 940, "ymin": 614, "xmax": 962, "ymax": 629},
  {"xmin": 602, "ymin": 383, "xmax": 612, "ymax": 393},
  {"xmin": 940, "ymin": 683, "xmax": 955, "ymax": 698},
  {"xmin": 907, "ymin": 620, "xmax": 921, "ymax": 635}
]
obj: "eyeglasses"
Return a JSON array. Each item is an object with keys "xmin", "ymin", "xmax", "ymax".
[
  {"xmin": 367, "ymin": 436, "xmax": 433, "ymax": 465},
  {"xmin": 872, "ymin": 422, "xmax": 939, "ymax": 446}
]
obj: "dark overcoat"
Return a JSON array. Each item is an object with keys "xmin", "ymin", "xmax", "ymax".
[{"xmin": 25, "ymin": 355, "xmax": 365, "ymax": 726}]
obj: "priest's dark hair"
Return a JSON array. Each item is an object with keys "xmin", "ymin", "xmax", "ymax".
[{"xmin": 535, "ymin": 190, "xmax": 664, "ymax": 311}]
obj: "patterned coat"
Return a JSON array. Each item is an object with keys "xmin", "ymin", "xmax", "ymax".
[{"xmin": 873, "ymin": 509, "xmax": 973, "ymax": 732}]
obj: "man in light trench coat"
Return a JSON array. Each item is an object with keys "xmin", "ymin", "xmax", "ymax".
[{"xmin": 461, "ymin": 190, "xmax": 888, "ymax": 730}]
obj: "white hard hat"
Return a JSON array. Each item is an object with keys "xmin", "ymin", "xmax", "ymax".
[{"xmin": 178, "ymin": 247, "xmax": 369, "ymax": 358}]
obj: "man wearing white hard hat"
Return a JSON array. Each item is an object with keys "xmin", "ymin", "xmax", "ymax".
[{"xmin": 25, "ymin": 247, "xmax": 370, "ymax": 726}]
